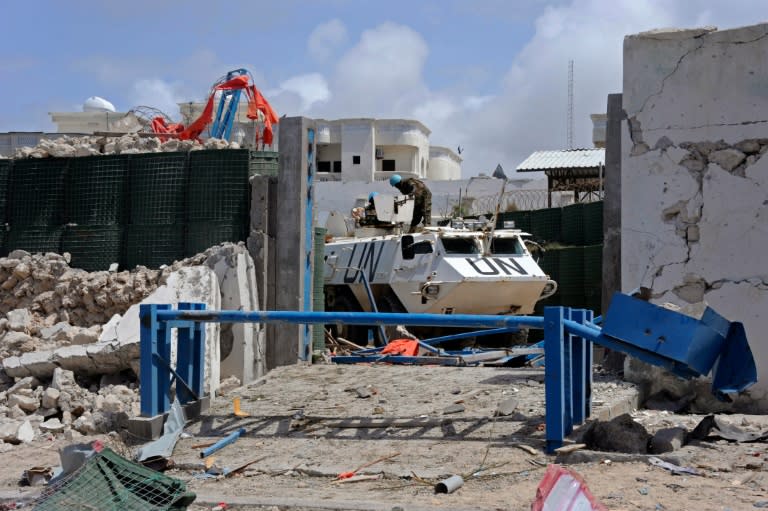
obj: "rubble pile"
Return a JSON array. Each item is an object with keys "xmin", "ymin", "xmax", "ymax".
[
  {"xmin": 7, "ymin": 134, "xmax": 240, "ymax": 159},
  {"xmin": 0, "ymin": 251, "xmax": 162, "ymax": 355},
  {"xmin": 0, "ymin": 367, "xmax": 139, "ymax": 448}
]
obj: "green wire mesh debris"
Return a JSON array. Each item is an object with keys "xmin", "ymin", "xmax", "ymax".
[
  {"xmin": 66, "ymin": 155, "xmax": 129, "ymax": 225},
  {"xmin": 33, "ymin": 447, "xmax": 195, "ymax": 511}
]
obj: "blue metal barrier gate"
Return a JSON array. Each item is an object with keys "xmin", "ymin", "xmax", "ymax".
[{"xmin": 139, "ymin": 293, "xmax": 757, "ymax": 453}]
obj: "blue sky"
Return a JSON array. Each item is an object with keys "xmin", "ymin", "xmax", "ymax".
[{"xmin": 1, "ymin": 0, "xmax": 764, "ymax": 176}]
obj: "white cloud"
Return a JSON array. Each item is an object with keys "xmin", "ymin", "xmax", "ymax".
[
  {"xmin": 277, "ymin": 73, "xmax": 330, "ymax": 110},
  {"xmin": 321, "ymin": 23, "xmax": 430, "ymax": 117},
  {"xmin": 308, "ymin": 19, "xmax": 348, "ymax": 62},
  {"xmin": 130, "ymin": 79, "xmax": 186, "ymax": 120}
]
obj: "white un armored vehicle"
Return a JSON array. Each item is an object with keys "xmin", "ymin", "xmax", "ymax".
[{"xmin": 321, "ymin": 194, "xmax": 557, "ymax": 345}]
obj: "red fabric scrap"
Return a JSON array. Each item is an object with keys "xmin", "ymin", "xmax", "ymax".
[{"xmin": 381, "ymin": 339, "xmax": 420, "ymax": 357}]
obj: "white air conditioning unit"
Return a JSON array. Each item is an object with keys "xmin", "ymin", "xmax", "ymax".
[{"xmin": 375, "ymin": 148, "xmax": 383, "ymax": 159}]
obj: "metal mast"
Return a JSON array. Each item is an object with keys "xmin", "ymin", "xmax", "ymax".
[{"xmin": 567, "ymin": 60, "xmax": 574, "ymax": 149}]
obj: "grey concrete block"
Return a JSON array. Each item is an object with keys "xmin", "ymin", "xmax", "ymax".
[{"xmin": 126, "ymin": 414, "xmax": 165, "ymax": 441}]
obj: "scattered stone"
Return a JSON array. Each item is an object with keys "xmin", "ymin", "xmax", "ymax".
[
  {"xmin": 651, "ymin": 427, "xmax": 687, "ymax": 454},
  {"xmin": 218, "ymin": 376, "xmax": 242, "ymax": 396},
  {"xmin": 354, "ymin": 387, "xmax": 371, "ymax": 399},
  {"xmin": 39, "ymin": 418, "xmax": 65, "ymax": 433},
  {"xmin": 709, "ymin": 149, "xmax": 746, "ymax": 171},
  {"xmin": 735, "ymin": 139, "xmax": 761, "ymax": 154},
  {"xmin": 51, "ymin": 368, "xmax": 77, "ymax": 392},
  {"xmin": 7, "ymin": 309, "xmax": 31, "ymax": 332},
  {"xmin": 450, "ymin": 388, "xmax": 461, "ymax": 395},
  {"xmin": 443, "ymin": 404, "xmax": 465, "ymax": 415},
  {"xmin": 7, "ymin": 376, "xmax": 40, "ymax": 396},
  {"xmin": 71, "ymin": 326, "xmax": 100, "ymax": 345},
  {"xmin": 495, "ymin": 398, "xmax": 518, "ymax": 417},
  {"xmin": 41, "ymin": 387, "xmax": 60, "ymax": 409},
  {"xmin": 39, "ymin": 322, "xmax": 74, "ymax": 342},
  {"xmin": 8, "ymin": 393, "xmax": 39, "ymax": 413},
  {"xmin": 9, "ymin": 405, "xmax": 26, "ymax": 419},
  {"xmin": 0, "ymin": 420, "xmax": 34, "ymax": 444}
]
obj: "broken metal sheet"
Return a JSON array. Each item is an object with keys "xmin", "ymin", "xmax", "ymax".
[
  {"xmin": 689, "ymin": 414, "xmax": 768, "ymax": 443},
  {"xmin": 648, "ymin": 456, "xmax": 701, "ymax": 476},
  {"xmin": 137, "ymin": 398, "xmax": 187, "ymax": 463}
]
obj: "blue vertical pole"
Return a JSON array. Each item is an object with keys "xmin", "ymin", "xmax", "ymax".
[
  {"xmin": 571, "ymin": 308, "xmax": 587, "ymax": 425},
  {"xmin": 544, "ymin": 306, "xmax": 565, "ymax": 453},
  {"xmin": 584, "ymin": 308, "xmax": 594, "ymax": 419},
  {"xmin": 302, "ymin": 127, "xmax": 315, "ymax": 361},
  {"xmin": 563, "ymin": 307, "xmax": 573, "ymax": 436},
  {"xmin": 140, "ymin": 304, "xmax": 171, "ymax": 417},
  {"xmin": 190, "ymin": 302, "xmax": 207, "ymax": 399},
  {"xmin": 176, "ymin": 303, "xmax": 196, "ymax": 404}
]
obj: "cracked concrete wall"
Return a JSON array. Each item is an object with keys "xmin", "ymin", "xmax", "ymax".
[{"xmin": 621, "ymin": 23, "xmax": 768, "ymax": 409}]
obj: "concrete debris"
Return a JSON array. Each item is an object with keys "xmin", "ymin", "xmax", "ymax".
[
  {"xmin": 12, "ymin": 134, "xmax": 243, "ymax": 160},
  {"xmin": 650, "ymin": 427, "xmax": 687, "ymax": 454},
  {"xmin": 577, "ymin": 414, "xmax": 651, "ymax": 453}
]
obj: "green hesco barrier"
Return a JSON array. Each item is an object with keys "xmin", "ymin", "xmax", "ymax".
[
  {"xmin": 312, "ymin": 227, "xmax": 327, "ymax": 352},
  {"xmin": 556, "ymin": 246, "xmax": 585, "ymax": 296},
  {"xmin": 184, "ymin": 221, "xmax": 247, "ymax": 257},
  {"xmin": 63, "ymin": 225, "xmax": 122, "ymax": 272},
  {"xmin": 249, "ymin": 150, "xmax": 279, "ymax": 177},
  {"xmin": 529, "ymin": 207, "xmax": 562, "ymax": 243},
  {"xmin": 0, "ymin": 228, "xmax": 6, "ymax": 257},
  {"xmin": 124, "ymin": 224, "xmax": 184, "ymax": 269},
  {"xmin": 129, "ymin": 153, "xmax": 187, "ymax": 224},
  {"xmin": 0, "ymin": 160, "xmax": 10, "ymax": 225},
  {"xmin": 66, "ymin": 155, "xmax": 128, "ymax": 225},
  {"xmin": 188, "ymin": 150, "xmax": 250, "ymax": 222},
  {"xmin": 583, "ymin": 201, "xmax": 604, "ymax": 245},
  {"xmin": 583, "ymin": 244, "xmax": 603, "ymax": 288},
  {"xmin": 9, "ymin": 158, "xmax": 68, "ymax": 226},
  {"xmin": 561, "ymin": 203, "xmax": 585, "ymax": 245},
  {"xmin": 6, "ymin": 225, "xmax": 63, "ymax": 254},
  {"xmin": 497, "ymin": 210, "xmax": 532, "ymax": 233}
]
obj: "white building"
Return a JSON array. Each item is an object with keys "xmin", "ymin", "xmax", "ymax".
[
  {"xmin": 49, "ymin": 96, "xmax": 133, "ymax": 133},
  {"xmin": 313, "ymin": 118, "xmax": 461, "ymax": 182}
]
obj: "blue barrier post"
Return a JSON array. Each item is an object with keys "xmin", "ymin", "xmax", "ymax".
[
  {"xmin": 544, "ymin": 306, "xmax": 565, "ymax": 453},
  {"xmin": 176, "ymin": 303, "xmax": 207, "ymax": 404},
  {"xmin": 563, "ymin": 307, "xmax": 573, "ymax": 436},
  {"xmin": 570, "ymin": 309, "xmax": 588, "ymax": 424},
  {"xmin": 140, "ymin": 304, "xmax": 172, "ymax": 417}
]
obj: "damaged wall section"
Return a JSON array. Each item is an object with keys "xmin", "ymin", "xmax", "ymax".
[{"xmin": 621, "ymin": 23, "xmax": 768, "ymax": 409}]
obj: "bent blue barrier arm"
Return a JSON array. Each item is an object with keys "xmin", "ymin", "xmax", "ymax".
[
  {"xmin": 200, "ymin": 428, "xmax": 247, "ymax": 459},
  {"xmin": 157, "ymin": 310, "xmax": 546, "ymax": 330}
]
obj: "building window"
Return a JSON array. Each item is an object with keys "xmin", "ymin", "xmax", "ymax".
[
  {"xmin": 333, "ymin": 161, "xmax": 342, "ymax": 173},
  {"xmin": 352, "ymin": 155, "xmax": 361, "ymax": 165},
  {"xmin": 317, "ymin": 161, "xmax": 331, "ymax": 173},
  {"xmin": 382, "ymin": 159, "xmax": 396, "ymax": 172}
]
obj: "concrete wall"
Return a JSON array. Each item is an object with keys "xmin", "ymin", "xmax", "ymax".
[
  {"xmin": 428, "ymin": 146, "xmax": 462, "ymax": 180},
  {"xmin": 621, "ymin": 23, "xmax": 768, "ymax": 409},
  {"xmin": 374, "ymin": 145, "xmax": 417, "ymax": 174},
  {"xmin": 341, "ymin": 121, "xmax": 375, "ymax": 182}
]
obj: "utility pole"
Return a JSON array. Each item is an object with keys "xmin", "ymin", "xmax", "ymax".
[{"xmin": 567, "ymin": 60, "xmax": 574, "ymax": 149}]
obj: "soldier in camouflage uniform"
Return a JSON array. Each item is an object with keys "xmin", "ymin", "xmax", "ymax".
[{"xmin": 389, "ymin": 174, "xmax": 432, "ymax": 233}]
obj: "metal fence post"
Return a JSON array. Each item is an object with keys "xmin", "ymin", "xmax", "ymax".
[
  {"xmin": 140, "ymin": 304, "xmax": 171, "ymax": 417},
  {"xmin": 570, "ymin": 308, "xmax": 587, "ymax": 424},
  {"xmin": 189, "ymin": 302, "xmax": 207, "ymax": 399},
  {"xmin": 176, "ymin": 303, "xmax": 195, "ymax": 404},
  {"xmin": 544, "ymin": 306, "xmax": 565, "ymax": 453},
  {"xmin": 563, "ymin": 307, "xmax": 573, "ymax": 436}
]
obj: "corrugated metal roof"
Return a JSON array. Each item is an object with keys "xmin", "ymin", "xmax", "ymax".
[{"xmin": 516, "ymin": 149, "xmax": 605, "ymax": 172}]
